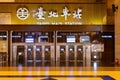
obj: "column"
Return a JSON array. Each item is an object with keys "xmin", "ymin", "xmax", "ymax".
[{"xmin": 8, "ymin": 31, "xmax": 11, "ymax": 66}]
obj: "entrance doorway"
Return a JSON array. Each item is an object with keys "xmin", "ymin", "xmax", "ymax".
[
  {"xmin": 17, "ymin": 46, "xmax": 25, "ymax": 64},
  {"xmin": 11, "ymin": 31, "xmax": 103, "ymax": 66}
]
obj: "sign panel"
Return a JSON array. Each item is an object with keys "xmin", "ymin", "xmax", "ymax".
[
  {"xmin": 0, "ymin": 3, "xmax": 106, "ymax": 25},
  {"xmin": 13, "ymin": 4, "xmax": 106, "ymax": 25}
]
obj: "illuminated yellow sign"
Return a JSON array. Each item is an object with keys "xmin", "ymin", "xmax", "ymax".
[
  {"xmin": 16, "ymin": 6, "xmax": 83, "ymax": 25},
  {"xmin": 10, "ymin": 3, "xmax": 107, "ymax": 25}
]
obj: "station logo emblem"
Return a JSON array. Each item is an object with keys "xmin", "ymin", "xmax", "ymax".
[{"xmin": 16, "ymin": 8, "xmax": 30, "ymax": 20}]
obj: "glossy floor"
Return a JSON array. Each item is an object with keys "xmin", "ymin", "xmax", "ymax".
[
  {"xmin": 0, "ymin": 61, "xmax": 115, "ymax": 67},
  {"xmin": 0, "ymin": 61, "xmax": 120, "ymax": 80},
  {"xmin": 0, "ymin": 66, "xmax": 120, "ymax": 80}
]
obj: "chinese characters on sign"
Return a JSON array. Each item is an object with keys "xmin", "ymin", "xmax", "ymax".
[
  {"xmin": 73, "ymin": 8, "xmax": 82, "ymax": 19},
  {"xmin": 61, "ymin": 7, "xmax": 71, "ymax": 20},
  {"xmin": 33, "ymin": 7, "xmax": 46, "ymax": 20},
  {"xmin": 48, "ymin": 11, "xmax": 58, "ymax": 18},
  {"xmin": 16, "ymin": 6, "xmax": 82, "ymax": 24}
]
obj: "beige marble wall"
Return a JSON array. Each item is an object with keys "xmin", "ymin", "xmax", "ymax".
[
  {"xmin": 115, "ymin": 0, "xmax": 120, "ymax": 60},
  {"xmin": 107, "ymin": 0, "xmax": 114, "ymax": 24}
]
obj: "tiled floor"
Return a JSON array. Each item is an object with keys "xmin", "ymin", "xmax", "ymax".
[{"xmin": 0, "ymin": 67, "xmax": 120, "ymax": 80}]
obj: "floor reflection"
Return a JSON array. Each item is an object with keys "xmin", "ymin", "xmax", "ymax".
[
  {"xmin": 36, "ymin": 62, "xmax": 42, "ymax": 66},
  {"xmin": 60, "ymin": 62, "xmax": 66, "ymax": 66},
  {"xmin": 0, "ymin": 61, "xmax": 116, "ymax": 67}
]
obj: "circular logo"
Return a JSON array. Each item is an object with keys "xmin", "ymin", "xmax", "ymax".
[{"xmin": 16, "ymin": 8, "xmax": 30, "ymax": 20}]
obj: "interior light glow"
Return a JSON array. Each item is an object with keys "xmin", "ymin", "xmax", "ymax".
[{"xmin": 94, "ymin": 55, "xmax": 97, "ymax": 59}]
